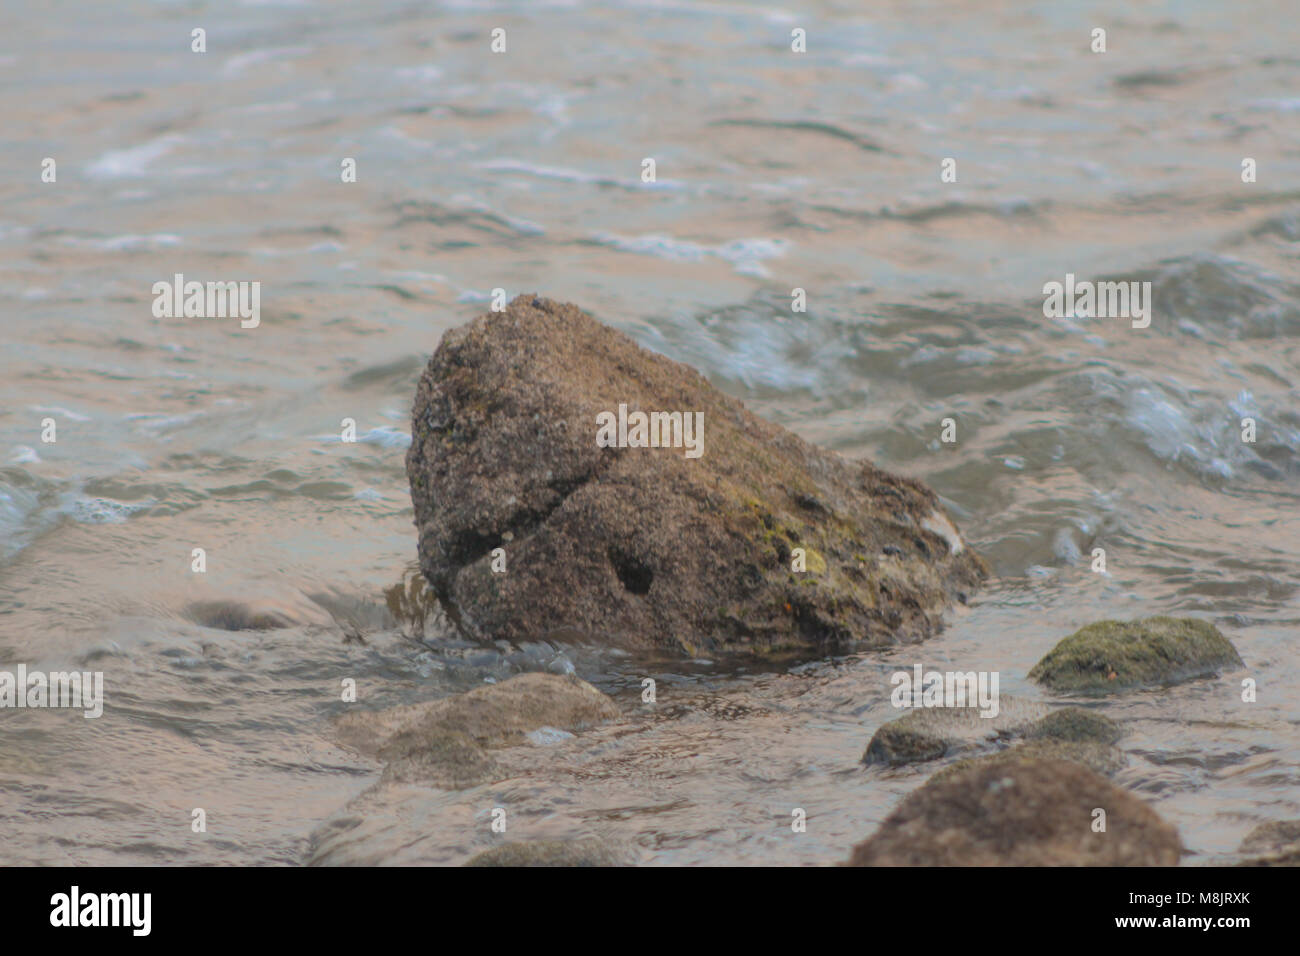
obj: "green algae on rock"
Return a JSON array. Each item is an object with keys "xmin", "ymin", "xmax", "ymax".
[
  {"xmin": 463, "ymin": 838, "xmax": 629, "ymax": 867},
  {"xmin": 862, "ymin": 696, "xmax": 1048, "ymax": 767},
  {"xmin": 1237, "ymin": 820, "xmax": 1300, "ymax": 866},
  {"xmin": 1240, "ymin": 819, "xmax": 1300, "ymax": 856},
  {"xmin": 1026, "ymin": 707, "xmax": 1123, "ymax": 744},
  {"xmin": 1028, "ymin": 617, "xmax": 1243, "ymax": 694},
  {"xmin": 183, "ymin": 600, "xmax": 293, "ymax": 631},
  {"xmin": 927, "ymin": 707, "xmax": 1127, "ymax": 780},
  {"xmin": 932, "ymin": 738, "xmax": 1127, "ymax": 782},
  {"xmin": 334, "ymin": 672, "xmax": 619, "ymax": 789},
  {"xmin": 847, "ymin": 757, "xmax": 1181, "ymax": 866},
  {"xmin": 406, "ymin": 295, "xmax": 988, "ymax": 658}
]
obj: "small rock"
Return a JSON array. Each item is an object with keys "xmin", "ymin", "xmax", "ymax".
[
  {"xmin": 183, "ymin": 600, "xmax": 293, "ymax": 631},
  {"xmin": 334, "ymin": 672, "xmax": 618, "ymax": 789},
  {"xmin": 1026, "ymin": 707, "xmax": 1123, "ymax": 744},
  {"xmin": 847, "ymin": 757, "xmax": 1181, "ymax": 866},
  {"xmin": 463, "ymin": 838, "xmax": 628, "ymax": 867},
  {"xmin": 863, "ymin": 696, "xmax": 1048, "ymax": 767},
  {"xmin": 1237, "ymin": 820, "xmax": 1300, "ymax": 866},
  {"xmin": 1028, "ymin": 617, "xmax": 1243, "ymax": 694},
  {"xmin": 933, "ymin": 738, "xmax": 1127, "ymax": 782},
  {"xmin": 1240, "ymin": 819, "xmax": 1300, "ymax": 855}
]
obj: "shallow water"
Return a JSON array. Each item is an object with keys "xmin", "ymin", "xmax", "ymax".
[{"xmin": 1, "ymin": 0, "xmax": 1298, "ymax": 865}]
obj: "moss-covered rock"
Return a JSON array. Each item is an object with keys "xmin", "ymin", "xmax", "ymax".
[
  {"xmin": 406, "ymin": 295, "xmax": 988, "ymax": 658},
  {"xmin": 1241, "ymin": 819, "xmax": 1300, "ymax": 855},
  {"xmin": 1028, "ymin": 617, "xmax": 1242, "ymax": 694},
  {"xmin": 862, "ymin": 697, "xmax": 1048, "ymax": 767},
  {"xmin": 183, "ymin": 600, "xmax": 293, "ymax": 631},
  {"xmin": 933, "ymin": 738, "xmax": 1127, "ymax": 782},
  {"xmin": 1026, "ymin": 707, "xmax": 1123, "ymax": 744},
  {"xmin": 463, "ymin": 838, "xmax": 628, "ymax": 867},
  {"xmin": 847, "ymin": 758, "xmax": 1181, "ymax": 866},
  {"xmin": 928, "ymin": 707, "xmax": 1127, "ymax": 780},
  {"xmin": 1237, "ymin": 850, "xmax": 1300, "ymax": 867},
  {"xmin": 334, "ymin": 672, "xmax": 618, "ymax": 789},
  {"xmin": 1237, "ymin": 820, "xmax": 1300, "ymax": 866}
]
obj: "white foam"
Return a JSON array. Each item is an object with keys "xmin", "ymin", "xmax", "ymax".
[
  {"xmin": 29, "ymin": 405, "xmax": 91, "ymax": 422},
  {"xmin": 222, "ymin": 46, "xmax": 311, "ymax": 77},
  {"xmin": 86, "ymin": 136, "xmax": 182, "ymax": 180},
  {"xmin": 317, "ymin": 426, "xmax": 411, "ymax": 449},
  {"xmin": 921, "ymin": 510, "xmax": 965, "ymax": 555},
  {"xmin": 588, "ymin": 232, "xmax": 788, "ymax": 278},
  {"xmin": 61, "ymin": 234, "xmax": 182, "ymax": 252},
  {"xmin": 526, "ymin": 727, "xmax": 575, "ymax": 746},
  {"xmin": 60, "ymin": 494, "xmax": 151, "ymax": 525}
]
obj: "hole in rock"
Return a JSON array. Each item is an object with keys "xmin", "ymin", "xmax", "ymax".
[{"xmin": 608, "ymin": 548, "xmax": 653, "ymax": 595}]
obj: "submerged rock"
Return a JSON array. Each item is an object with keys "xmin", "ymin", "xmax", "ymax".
[
  {"xmin": 933, "ymin": 738, "xmax": 1127, "ymax": 781},
  {"xmin": 847, "ymin": 758, "xmax": 1181, "ymax": 866},
  {"xmin": 406, "ymin": 295, "xmax": 987, "ymax": 657},
  {"xmin": 1026, "ymin": 707, "xmax": 1122, "ymax": 744},
  {"xmin": 862, "ymin": 697, "xmax": 1048, "ymax": 767},
  {"xmin": 864, "ymin": 702, "xmax": 1124, "ymax": 771},
  {"xmin": 1238, "ymin": 820, "xmax": 1300, "ymax": 866},
  {"xmin": 463, "ymin": 838, "xmax": 629, "ymax": 867},
  {"xmin": 183, "ymin": 600, "xmax": 293, "ymax": 631},
  {"xmin": 334, "ymin": 672, "xmax": 619, "ymax": 789},
  {"xmin": 1028, "ymin": 617, "xmax": 1242, "ymax": 694}
]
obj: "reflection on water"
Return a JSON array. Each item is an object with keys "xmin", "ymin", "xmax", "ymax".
[{"xmin": 1, "ymin": 0, "xmax": 1298, "ymax": 864}]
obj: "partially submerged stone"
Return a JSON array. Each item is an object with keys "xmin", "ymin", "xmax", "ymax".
[
  {"xmin": 933, "ymin": 738, "xmax": 1127, "ymax": 782},
  {"xmin": 928, "ymin": 707, "xmax": 1127, "ymax": 780},
  {"xmin": 334, "ymin": 672, "xmax": 619, "ymax": 788},
  {"xmin": 1026, "ymin": 707, "xmax": 1122, "ymax": 744},
  {"xmin": 847, "ymin": 758, "xmax": 1181, "ymax": 866},
  {"xmin": 406, "ymin": 295, "xmax": 987, "ymax": 657},
  {"xmin": 463, "ymin": 838, "xmax": 629, "ymax": 867},
  {"xmin": 1237, "ymin": 820, "xmax": 1300, "ymax": 866},
  {"xmin": 862, "ymin": 696, "xmax": 1048, "ymax": 767},
  {"xmin": 184, "ymin": 600, "xmax": 292, "ymax": 631},
  {"xmin": 1240, "ymin": 819, "xmax": 1300, "ymax": 855},
  {"xmin": 1028, "ymin": 617, "xmax": 1242, "ymax": 694}
]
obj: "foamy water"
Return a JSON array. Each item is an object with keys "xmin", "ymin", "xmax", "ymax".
[{"xmin": 1, "ymin": 0, "xmax": 1298, "ymax": 865}]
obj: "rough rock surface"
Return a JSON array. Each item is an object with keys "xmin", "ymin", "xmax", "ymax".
[
  {"xmin": 933, "ymin": 738, "xmax": 1127, "ymax": 781},
  {"xmin": 334, "ymin": 672, "xmax": 619, "ymax": 788},
  {"xmin": 1028, "ymin": 617, "xmax": 1243, "ymax": 694},
  {"xmin": 847, "ymin": 758, "xmax": 1181, "ymax": 866},
  {"xmin": 1026, "ymin": 707, "xmax": 1122, "ymax": 744},
  {"xmin": 406, "ymin": 295, "xmax": 988, "ymax": 657},
  {"xmin": 862, "ymin": 696, "xmax": 1049, "ymax": 766},
  {"xmin": 463, "ymin": 838, "xmax": 629, "ymax": 867},
  {"xmin": 1237, "ymin": 820, "xmax": 1300, "ymax": 866}
]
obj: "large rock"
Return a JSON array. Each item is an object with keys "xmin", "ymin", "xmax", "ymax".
[
  {"xmin": 334, "ymin": 672, "xmax": 619, "ymax": 788},
  {"xmin": 847, "ymin": 758, "xmax": 1181, "ymax": 866},
  {"xmin": 406, "ymin": 295, "xmax": 987, "ymax": 657},
  {"xmin": 1028, "ymin": 617, "xmax": 1243, "ymax": 694}
]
